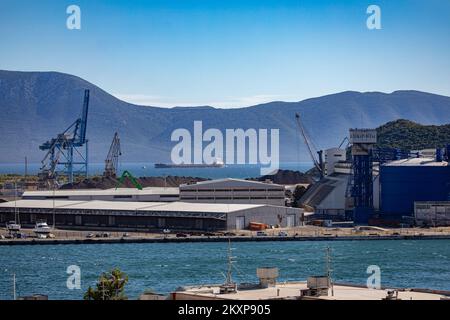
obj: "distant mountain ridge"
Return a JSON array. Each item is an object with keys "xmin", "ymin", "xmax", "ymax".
[{"xmin": 1, "ymin": 70, "xmax": 450, "ymax": 163}]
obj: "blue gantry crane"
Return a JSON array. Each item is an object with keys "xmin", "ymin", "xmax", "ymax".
[{"xmin": 38, "ymin": 89, "xmax": 90, "ymax": 187}]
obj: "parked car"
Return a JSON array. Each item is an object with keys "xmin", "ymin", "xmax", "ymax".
[
  {"xmin": 122, "ymin": 233, "xmax": 130, "ymax": 238},
  {"xmin": 256, "ymin": 231, "xmax": 268, "ymax": 237},
  {"xmin": 176, "ymin": 233, "xmax": 188, "ymax": 238},
  {"xmin": 102, "ymin": 232, "xmax": 110, "ymax": 238},
  {"xmin": 86, "ymin": 233, "xmax": 95, "ymax": 238},
  {"xmin": 278, "ymin": 231, "xmax": 288, "ymax": 237},
  {"xmin": 162, "ymin": 229, "xmax": 171, "ymax": 234},
  {"xmin": 203, "ymin": 232, "xmax": 216, "ymax": 237}
]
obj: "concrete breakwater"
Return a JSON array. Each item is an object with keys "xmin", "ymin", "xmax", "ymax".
[{"xmin": 2, "ymin": 234, "xmax": 450, "ymax": 246}]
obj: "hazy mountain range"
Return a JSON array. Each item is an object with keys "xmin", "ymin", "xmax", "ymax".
[{"xmin": 1, "ymin": 70, "xmax": 450, "ymax": 164}]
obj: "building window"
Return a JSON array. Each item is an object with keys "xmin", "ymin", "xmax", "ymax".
[{"xmin": 113, "ymin": 195, "xmax": 133, "ymax": 199}]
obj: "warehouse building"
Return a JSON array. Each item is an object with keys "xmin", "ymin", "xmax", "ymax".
[
  {"xmin": 21, "ymin": 178, "xmax": 286, "ymax": 206},
  {"xmin": 21, "ymin": 187, "xmax": 180, "ymax": 202},
  {"xmin": 380, "ymin": 157, "xmax": 450, "ymax": 217},
  {"xmin": 0, "ymin": 200, "xmax": 302, "ymax": 231},
  {"xmin": 179, "ymin": 178, "xmax": 286, "ymax": 206}
]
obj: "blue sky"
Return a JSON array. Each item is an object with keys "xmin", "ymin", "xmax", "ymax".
[{"xmin": 0, "ymin": 0, "xmax": 449, "ymax": 107}]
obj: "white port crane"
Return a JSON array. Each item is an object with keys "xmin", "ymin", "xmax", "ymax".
[{"xmin": 295, "ymin": 113, "xmax": 324, "ymax": 179}]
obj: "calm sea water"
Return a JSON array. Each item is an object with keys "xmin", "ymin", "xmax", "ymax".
[
  {"xmin": 0, "ymin": 162, "xmax": 312, "ymax": 179},
  {"xmin": 0, "ymin": 240, "xmax": 449, "ymax": 300}
]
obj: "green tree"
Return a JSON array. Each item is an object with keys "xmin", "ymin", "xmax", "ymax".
[
  {"xmin": 292, "ymin": 185, "xmax": 307, "ymax": 207},
  {"xmin": 84, "ymin": 268, "xmax": 129, "ymax": 300}
]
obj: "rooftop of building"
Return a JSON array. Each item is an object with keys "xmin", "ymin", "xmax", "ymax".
[
  {"xmin": 415, "ymin": 201, "xmax": 450, "ymax": 205},
  {"xmin": 180, "ymin": 178, "xmax": 284, "ymax": 189},
  {"xmin": 299, "ymin": 174, "xmax": 348, "ymax": 208},
  {"xmin": 383, "ymin": 157, "xmax": 448, "ymax": 167},
  {"xmin": 0, "ymin": 199, "xmax": 291, "ymax": 214},
  {"xmin": 22, "ymin": 187, "xmax": 180, "ymax": 197},
  {"xmin": 175, "ymin": 281, "xmax": 447, "ymax": 300}
]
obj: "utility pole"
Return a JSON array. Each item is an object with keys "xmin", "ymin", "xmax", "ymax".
[
  {"xmin": 326, "ymin": 246, "xmax": 334, "ymax": 296},
  {"xmin": 14, "ymin": 180, "xmax": 19, "ymax": 225},
  {"xmin": 14, "ymin": 181, "xmax": 17, "ymax": 221},
  {"xmin": 24, "ymin": 156, "xmax": 28, "ymax": 190},
  {"xmin": 226, "ymin": 239, "xmax": 233, "ymax": 285},
  {"xmin": 13, "ymin": 273, "xmax": 16, "ymax": 300},
  {"xmin": 52, "ymin": 182, "xmax": 56, "ymax": 229}
]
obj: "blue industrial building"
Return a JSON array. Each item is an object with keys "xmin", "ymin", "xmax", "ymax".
[{"xmin": 380, "ymin": 157, "xmax": 450, "ymax": 217}]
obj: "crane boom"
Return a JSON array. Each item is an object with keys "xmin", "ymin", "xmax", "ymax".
[
  {"xmin": 104, "ymin": 132, "xmax": 121, "ymax": 178},
  {"xmin": 76, "ymin": 89, "xmax": 90, "ymax": 145},
  {"xmin": 338, "ymin": 136, "xmax": 350, "ymax": 149},
  {"xmin": 295, "ymin": 113, "xmax": 324, "ymax": 178}
]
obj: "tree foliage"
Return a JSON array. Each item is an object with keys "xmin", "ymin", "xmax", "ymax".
[
  {"xmin": 84, "ymin": 268, "xmax": 128, "ymax": 300},
  {"xmin": 376, "ymin": 119, "xmax": 450, "ymax": 150},
  {"xmin": 292, "ymin": 185, "xmax": 307, "ymax": 207}
]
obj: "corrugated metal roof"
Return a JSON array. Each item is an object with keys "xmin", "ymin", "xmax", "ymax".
[
  {"xmin": 22, "ymin": 187, "xmax": 179, "ymax": 197},
  {"xmin": 299, "ymin": 175, "xmax": 348, "ymax": 207},
  {"xmin": 0, "ymin": 200, "xmax": 267, "ymax": 213},
  {"xmin": 383, "ymin": 157, "xmax": 448, "ymax": 167},
  {"xmin": 0, "ymin": 200, "xmax": 86, "ymax": 209},
  {"xmin": 180, "ymin": 178, "xmax": 284, "ymax": 189},
  {"xmin": 144, "ymin": 202, "xmax": 264, "ymax": 213},
  {"xmin": 57, "ymin": 200, "xmax": 166, "ymax": 211}
]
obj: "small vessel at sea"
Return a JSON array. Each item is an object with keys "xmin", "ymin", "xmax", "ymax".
[{"xmin": 154, "ymin": 158, "xmax": 224, "ymax": 168}]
